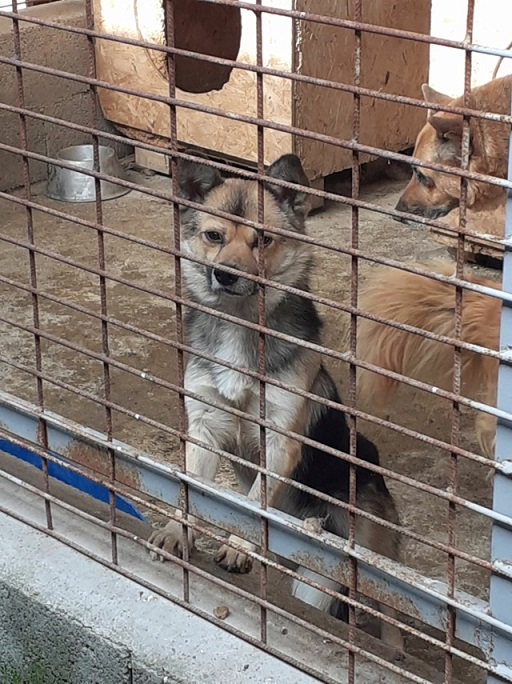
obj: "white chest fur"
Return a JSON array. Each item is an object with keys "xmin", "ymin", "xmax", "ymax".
[{"xmin": 211, "ymin": 326, "xmax": 256, "ymax": 405}]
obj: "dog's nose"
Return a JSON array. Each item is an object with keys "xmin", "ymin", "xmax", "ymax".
[{"xmin": 213, "ymin": 268, "xmax": 239, "ymax": 287}]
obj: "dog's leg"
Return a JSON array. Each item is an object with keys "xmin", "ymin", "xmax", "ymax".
[
  {"xmin": 355, "ymin": 509, "xmax": 404, "ymax": 651},
  {"xmin": 476, "ymin": 410, "xmax": 497, "ymax": 462},
  {"xmin": 292, "ymin": 566, "xmax": 343, "ymax": 613},
  {"xmin": 149, "ymin": 372, "xmax": 238, "ymax": 560},
  {"xmin": 292, "ymin": 495, "xmax": 404, "ymax": 651},
  {"xmin": 476, "ymin": 382, "xmax": 498, "ymax": 464},
  {"xmin": 215, "ymin": 384, "xmax": 304, "ymax": 573}
]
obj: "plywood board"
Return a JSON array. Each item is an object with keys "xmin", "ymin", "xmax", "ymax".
[
  {"xmin": 432, "ymin": 228, "xmax": 504, "ymax": 266},
  {"xmin": 93, "ymin": 0, "xmax": 293, "ymax": 166},
  {"xmin": 134, "ymin": 147, "xmax": 170, "ymax": 175},
  {"xmin": 94, "ymin": 0, "xmax": 430, "ymax": 177},
  {"xmin": 294, "ymin": 0, "xmax": 430, "ymax": 179}
]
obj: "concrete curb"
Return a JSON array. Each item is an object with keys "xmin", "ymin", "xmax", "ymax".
[{"xmin": 0, "ymin": 511, "xmax": 317, "ymax": 684}]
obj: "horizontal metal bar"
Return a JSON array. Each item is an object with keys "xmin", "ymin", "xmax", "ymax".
[
  {"xmin": 0, "ymin": 9, "xmax": 510, "ymax": 125},
  {"xmin": 0, "ymin": 500, "xmax": 444, "ymax": 684},
  {"xmin": 0, "ymin": 55, "xmax": 510, "ymax": 193},
  {"xmin": 0, "ymin": 228, "xmax": 508, "ymax": 431},
  {"xmin": 3, "ymin": 1, "xmax": 512, "ymax": 65},
  {"xmin": 0, "ymin": 281, "xmax": 505, "ymax": 480},
  {"xmin": 0, "ymin": 383, "xmax": 503, "ymax": 574},
  {"xmin": 0, "ymin": 464, "xmax": 497, "ymax": 677},
  {"xmin": 0, "ymin": 389, "xmax": 509, "ymax": 659},
  {"xmin": 0, "ymin": 170, "xmax": 509, "ymax": 299},
  {"xmin": 1, "ymin": 346, "xmax": 508, "ymax": 518},
  {"xmin": 0, "ymin": 296, "xmax": 508, "ymax": 442},
  {"xmin": 0, "ymin": 303, "xmax": 506, "ymax": 483},
  {"xmin": 0, "ymin": 436, "xmax": 145, "ymax": 521},
  {"xmin": 199, "ymin": 0, "xmax": 512, "ymax": 63},
  {"xmin": 0, "ymin": 261, "xmax": 503, "ymax": 376}
]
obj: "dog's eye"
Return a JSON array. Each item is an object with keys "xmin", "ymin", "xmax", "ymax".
[
  {"xmin": 205, "ymin": 231, "xmax": 224, "ymax": 244},
  {"xmin": 253, "ymin": 235, "xmax": 273, "ymax": 248},
  {"xmin": 414, "ymin": 167, "xmax": 434, "ymax": 188}
]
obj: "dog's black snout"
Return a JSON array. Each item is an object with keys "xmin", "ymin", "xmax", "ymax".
[{"xmin": 213, "ymin": 268, "xmax": 239, "ymax": 287}]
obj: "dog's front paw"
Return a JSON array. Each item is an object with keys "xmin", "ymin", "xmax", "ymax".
[
  {"xmin": 148, "ymin": 520, "xmax": 195, "ymax": 561},
  {"xmin": 303, "ymin": 516, "xmax": 327, "ymax": 534},
  {"xmin": 215, "ymin": 536, "xmax": 255, "ymax": 574}
]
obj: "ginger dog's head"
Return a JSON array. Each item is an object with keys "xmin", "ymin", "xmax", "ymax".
[{"xmin": 395, "ymin": 84, "xmax": 467, "ymax": 221}]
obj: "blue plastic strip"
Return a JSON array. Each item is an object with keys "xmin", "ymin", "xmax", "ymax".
[{"xmin": 0, "ymin": 438, "xmax": 146, "ymax": 522}]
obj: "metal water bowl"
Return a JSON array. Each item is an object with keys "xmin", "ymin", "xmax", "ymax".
[{"xmin": 46, "ymin": 144, "xmax": 131, "ymax": 203}]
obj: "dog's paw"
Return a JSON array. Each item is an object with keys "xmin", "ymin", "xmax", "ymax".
[
  {"xmin": 148, "ymin": 520, "xmax": 195, "ymax": 561},
  {"xmin": 303, "ymin": 516, "xmax": 327, "ymax": 534},
  {"xmin": 215, "ymin": 536, "xmax": 255, "ymax": 574},
  {"xmin": 215, "ymin": 545, "xmax": 253, "ymax": 573}
]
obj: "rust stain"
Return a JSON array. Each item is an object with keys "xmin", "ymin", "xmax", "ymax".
[
  {"xmin": 64, "ymin": 439, "xmax": 140, "ymax": 491},
  {"xmin": 291, "ymin": 551, "xmax": 428, "ymax": 621}
]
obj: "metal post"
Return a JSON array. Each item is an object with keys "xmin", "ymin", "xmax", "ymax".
[{"xmin": 488, "ymin": 99, "xmax": 512, "ymax": 684}]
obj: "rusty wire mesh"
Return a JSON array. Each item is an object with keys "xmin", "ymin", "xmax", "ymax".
[{"xmin": 0, "ymin": 1, "xmax": 511, "ymax": 683}]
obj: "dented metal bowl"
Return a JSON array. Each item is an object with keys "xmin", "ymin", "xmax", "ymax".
[{"xmin": 46, "ymin": 144, "xmax": 130, "ymax": 203}]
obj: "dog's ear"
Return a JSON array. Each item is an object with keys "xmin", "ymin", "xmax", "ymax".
[
  {"xmin": 265, "ymin": 154, "xmax": 310, "ymax": 216},
  {"xmin": 428, "ymin": 111, "xmax": 463, "ymax": 142},
  {"xmin": 177, "ymin": 158, "xmax": 224, "ymax": 204},
  {"xmin": 429, "ymin": 111, "xmax": 486, "ymax": 164},
  {"xmin": 422, "ymin": 84, "xmax": 452, "ymax": 106},
  {"xmin": 422, "ymin": 84, "xmax": 454, "ymax": 120},
  {"xmin": 427, "ymin": 112, "xmax": 464, "ymax": 163}
]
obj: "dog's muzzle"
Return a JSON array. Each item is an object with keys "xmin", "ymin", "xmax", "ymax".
[
  {"xmin": 210, "ymin": 265, "xmax": 257, "ymax": 296},
  {"xmin": 393, "ymin": 199, "xmax": 455, "ymax": 225}
]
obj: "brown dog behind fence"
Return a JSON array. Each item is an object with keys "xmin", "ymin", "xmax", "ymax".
[{"xmin": 356, "ymin": 263, "xmax": 501, "ymax": 460}]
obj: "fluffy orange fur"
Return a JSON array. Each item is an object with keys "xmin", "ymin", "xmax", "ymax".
[{"xmin": 356, "ymin": 262, "xmax": 501, "ymax": 458}]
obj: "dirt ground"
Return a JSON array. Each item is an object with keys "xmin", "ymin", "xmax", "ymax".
[{"xmin": 0, "ymin": 163, "xmax": 500, "ymax": 681}]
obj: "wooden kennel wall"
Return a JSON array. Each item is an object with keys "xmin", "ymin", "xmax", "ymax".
[{"xmin": 93, "ymin": 0, "xmax": 431, "ymax": 183}]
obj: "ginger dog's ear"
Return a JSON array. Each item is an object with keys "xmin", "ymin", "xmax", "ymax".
[
  {"xmin": 427, "ymin": 111, "xmax": 464, "ymax": 163},
  {"xmin": 422, "ymin": 84, "xmax": 452, "ymax": 106},
  {"xmin": 422, "ymin": 83, "xmax": 454, "ymax": 120},
  {"xmin": 428, "ymin": 111, "xmax": 463, "ymax": 142}
]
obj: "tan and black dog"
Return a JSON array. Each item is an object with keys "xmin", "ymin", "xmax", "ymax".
[{"xmin": 148, "ymin": 154, "xmax": 403, "ymax": 648}]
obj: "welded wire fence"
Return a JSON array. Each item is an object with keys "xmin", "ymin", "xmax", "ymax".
[{"xmin": 0, "ymin": 1, "xmax": 511, "ymax": 683}]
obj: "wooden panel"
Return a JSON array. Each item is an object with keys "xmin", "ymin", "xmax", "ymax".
[
  {"xmin": 94, "ymin": 0, "xmax": 430, "ymax": 176},
  {"xmin": 134, "ymin": 146, "xmax": 170, "ymax": 175},
  {"xmin": 93, "ymin": 0, "xmax": 293, "ymax": 166},
  {"xmin": 294, "ymin": 0, "xmax": 431, "ymax": 179}
]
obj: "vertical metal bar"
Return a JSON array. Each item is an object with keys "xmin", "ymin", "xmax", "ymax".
[
  {"xmin": 84, "ymin": 0, "xmax": 117, "ymax": 565},
  {"xmin": 487, "ymin": 96, "xmax": 512, "ymax": 684},
  {"xmin": 444, "ymin": 4, "xmax": 475, "ymax": 680},
  {"xmin": 10, "ymin": 0, "xmax": 52, "ymax": 530},
  {"xmin": 349, "ymin": 0, "xmax": 362, "ymax": 679},
  {"xmin": 255, "ymin": 0, "xmax": 268, "ymax": 646},
  {"xmin": 163, "ymin": 0, "xmax": 189, "ymax": 604}
]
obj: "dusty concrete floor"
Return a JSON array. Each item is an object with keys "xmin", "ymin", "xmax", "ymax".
[{"xmin": 0, "ymin": 165, "xmax": 500, "ymax": 682}]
